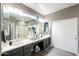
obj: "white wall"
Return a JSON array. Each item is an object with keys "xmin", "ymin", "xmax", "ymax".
[{"xmin": 52, "ymin": 18, "xmax": 78, "ymax": 54}]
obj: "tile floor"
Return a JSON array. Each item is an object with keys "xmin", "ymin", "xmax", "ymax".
[{"xmin": 46, "ymin": 46, "xmax": 77, "ymax": 56}]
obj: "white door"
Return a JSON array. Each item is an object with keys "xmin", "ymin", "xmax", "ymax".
[{"xmin": 52, "ymin": 18, "xmax": 78, "ymax": 54}]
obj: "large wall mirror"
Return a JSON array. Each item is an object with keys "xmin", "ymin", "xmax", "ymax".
[
  {"xmin": 1, "ymin": 4, "xmax": 51, "ymax": 43},
  {"xmin": 1, "ymin": 5, "xmax": 39, "ymax": 42}
]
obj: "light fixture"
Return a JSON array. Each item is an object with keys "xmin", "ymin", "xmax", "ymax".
[
  {"xmin": 38, "ymin": 18, "xmax": 49, "ymax": 22},
  {"xmin": 3, "ymin": 6, "xmax": 37, "ymax": 20},
  {"xmin": 18, "ymin": 21, "xmax": 26, "ymax": 26}
]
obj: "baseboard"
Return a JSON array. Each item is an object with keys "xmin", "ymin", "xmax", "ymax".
[
  {"xmin": 77, "ymin": 54, "xmax": 79, "ymax": 56},
  {"xmin": 54, "ymin": 46, "xmax": 77, "ymax": 56}
]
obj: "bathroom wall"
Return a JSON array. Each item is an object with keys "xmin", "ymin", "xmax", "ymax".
[
  {"xmin": 45, "ymin": 4, "xmax": 79, "ymax": 54},
  {"xmin": 45, "ymin": 4, "xmax": 79, "ymax": 21}
]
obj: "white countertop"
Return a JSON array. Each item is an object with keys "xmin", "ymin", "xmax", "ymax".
[{"xmin": 1, "ymin": 34, "xmax": 51, "ymax": 54}]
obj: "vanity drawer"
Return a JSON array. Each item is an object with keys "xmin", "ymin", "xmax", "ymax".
[
  {"xmin": 2, "ymin": 47, "xmax": 23, "ymax": 56},
  {"xmin": 13, "ymin": 47, "xmax": 23, "ymax": 53},
  {"xmin": 13, "ymin": 51, "xmax": 23, "ymax": 56},
  {"xmin": 24, "ymin": 44, "xmax": 33, "ymax": 49}
]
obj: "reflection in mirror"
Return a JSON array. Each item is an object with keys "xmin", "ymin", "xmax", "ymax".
[
  {"xmin": 44, "ymin": 22, "xmax": 49, "ymax": 32},
  {"xmin": 1, "ymin": 5, "xmax": 38, "ymax": 42}
]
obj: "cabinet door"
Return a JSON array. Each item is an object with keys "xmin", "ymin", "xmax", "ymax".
[
  {"xmin": 24, "ymin": 49, "xmax": 31, "ymax": 56},
  {"xmin": 23, "ymin": 44, "xmax": 33, "ymax": 56},
  {"xmin": 13, "ymin": 51, "xmax": 23, "ymax": 56},
  {"xmin": 43, "ymin": 37, "xmax": 51, "ymax": 50},
  {"xmin": 12, "ymin": 47, "xmax": 23, "ymax": 56},
  {"xmin": 43, "ymin": 39, "xmax": 47, "ymax": 49},
  {"xmin": 47, "ymin": 37, "xmax": 51, "ymax": 47}
]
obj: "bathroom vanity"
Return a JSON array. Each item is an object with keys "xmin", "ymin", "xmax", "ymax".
[{"xmin": 1, "ymin": 35, "xmax": 51, "ymax": 56}]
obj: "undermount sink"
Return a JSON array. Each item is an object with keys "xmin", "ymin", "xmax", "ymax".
[
  {"xmin": 31, "ymin": 35, "xmax": 43, "ymax": 40},
  {"xmin": 31, "ymin": 37, "xmax": 40, "ymax": 40}
]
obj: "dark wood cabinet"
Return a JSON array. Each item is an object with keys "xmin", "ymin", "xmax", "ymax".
[{"xmin": 2, "ymin": 44, "xmax": 33, "ymax": 56}]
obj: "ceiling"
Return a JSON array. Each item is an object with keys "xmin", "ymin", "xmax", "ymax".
[{"xmin": 23, "ymin": 3, "xmax": 77, "ymax": 15}]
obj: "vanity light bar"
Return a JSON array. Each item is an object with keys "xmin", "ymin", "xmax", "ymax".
[{"xmin": 3, "ymin": 6, "xmax": 37, "ymax": 20}]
